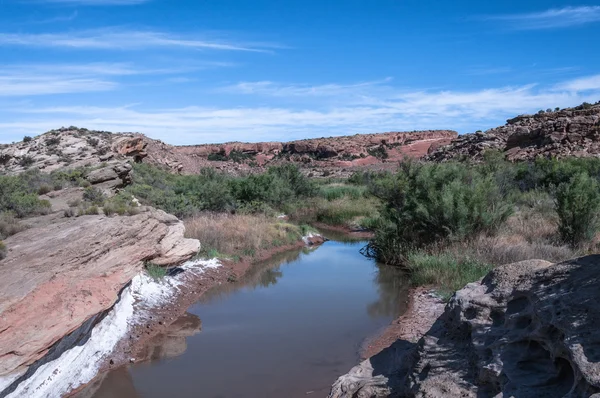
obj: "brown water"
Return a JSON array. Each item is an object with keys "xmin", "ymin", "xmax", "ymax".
[{"xmin": 78, "ymin": 239, "xmax": 409, "ymax": 398}]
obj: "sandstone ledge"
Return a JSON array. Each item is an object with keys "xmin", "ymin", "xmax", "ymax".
[{"xmin": 0, "ymin": 208, "xmax": 199, "ymax": 379}]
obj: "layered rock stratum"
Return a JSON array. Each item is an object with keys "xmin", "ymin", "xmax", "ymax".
[
  {"xmin": 0, "ymin": 127, "xmax": 458, "ymax": 176},
  {"xmin": 329, "ymin": 257, "xmax": 600, "ymax": 397},
  {"xmin": 427, "ymin": 104, "xmax": 600, "ymax": 162},
  {"xmin": 0, "ymin": 207, "xmax": 199, "ymax": 381}
]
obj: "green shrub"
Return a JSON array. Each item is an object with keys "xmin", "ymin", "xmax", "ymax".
[
  {"xmin": 318, "ymin": 185, "xmax": 364, "ymax": 201},
  {"xmin": 0, "ymin": 174, "xmax": 52, "ymax": 217},
  {"xmin": 556, "ymin": 172, "xmax": 600, "ymax": 247},
  {"xmin": 37, "ymin": 184, "xmax": 52, "ymax": 195},
  {"xmin": 145, "ymin": 262, "xmax": 167, "ymax": 280},
  {"xmin": 46, "ymin": 137, "xmax": 61, "ymax": 146},
  {"xmin": 64, "ymin": 208, "xmax": 76, "ymax": 218},
  {"xmin": 79, "ymin": 205, "xmax": 99, "ymax": 216},
  {"xmin": 102, "ymin": 193, "xmax": 140, "ymax": 216},
  {"xmin": 367, "ymin": 145, "xmax": 389, "ymax": 160},
  {"xmin": 86, "ymin": 137, "xmax": 99, "ymax": 147},
  {"xmin": 0, "ymin": 212, "xmax": 27, "ymax": 239},
  {"xmin": 83, "ymin": 187, "xmax": 106, "ymax": 205},
  {"xmin": 23, "ymin": 136, "xmax": 33, "ymax": 143},
  {"xmin": 406, "ymin": 252, "xmax": 492, "ymax": 300},
  {"xmin": 207, "ymin": 152, "xmax": 227, "ymax": 161},
  {"xmin": 0, "ymin": 240, "xmax": 6, "ymax": 260},
  {"xmin": 366, "ymin": 161, "xmax": 513, "ymax": 265},
  {"xmin": 18, "ymin": 156, "xmax": 35, "ymax": 168}
]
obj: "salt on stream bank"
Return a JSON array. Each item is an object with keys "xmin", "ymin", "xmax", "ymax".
[{"xmin": 0, "ymin": 258, "xmax": 221, "ymax": 398}]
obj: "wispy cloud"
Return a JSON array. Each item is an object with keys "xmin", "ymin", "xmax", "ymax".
[
  {"xmin": 0, "ymin": 29, "xmax": 277, "ymax": 52},
  {"xmin": 0, "ymin": 62, "xmax": 193, "ymax": 96},
  {"xmin": 221, "ymin": 78, "xmax": 393, "ymax": 97},
  {"xmin": 0, "ymin": 75, "xmax": 115, "ymax": 96},
  {"xmin": 555, "ymin": 74, "xmax": 600, "ymax": 91},
  {"xmin": 490, "ymin": 6, "xmax": 600, "ymax": 30},
  {"xmin": 3, "ymin": 73, "xmax": 600, "ymax": 143}
]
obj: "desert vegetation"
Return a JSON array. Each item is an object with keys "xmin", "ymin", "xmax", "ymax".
[
  {"xmin": 124, "ymin": 162, "xmax": 377, "ymax": 227},
  {"xmin": 362, "ymin": 153, "xmax": 600, "ymax": 298},
  {"xmin": 184, "ymin": 213, "xmax": 314, "ymax": 260},
  {"xmin": 4, "ymin": 149, "xmax": 599, "ymax": 301},
  {"xmin": 123, "ymin": 163, "xmax": 375, "ymax": 260}
]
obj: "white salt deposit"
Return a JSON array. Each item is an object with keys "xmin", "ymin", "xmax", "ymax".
[{"xmin": 1, "ymin": 258, "xmax": 221, "ymax": 398}]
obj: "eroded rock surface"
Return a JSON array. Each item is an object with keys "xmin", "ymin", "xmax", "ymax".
[
  {"xmin": 329, "ymin": 257, "xmax": 600, "ymax": 397},
  {"xmin": 0, "ymin": 208, "xmax": 199, "ymax": 379},
  {"xmin": 427, "ymin": 104, "xmax": 600, "ymax": 162}
]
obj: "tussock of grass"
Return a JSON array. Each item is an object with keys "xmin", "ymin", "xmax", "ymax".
[
  {"xmin": 0, "ymin": 212, "xmax": 27, "ymax": 239},
  {"xmin": 317, "ymin": 184, "xmax": 366, "ymax": 201},
  {"xmin": 185, "ymin": 213, "xmax": 305, "ymax": 259},
  {"xmin": 287, "ymin": 196, "xmax": 379, "ymax": 228},
  {"xmin": 0, "ymin": 240, "xmax": 6, "ymax": 260},
  {"xmin": 145, "ymin": 262, "xmax": 167, "ymax": 280},
  {"xmin": 406, "ymin": 252, "xmax": 492, "ymax": 300}
]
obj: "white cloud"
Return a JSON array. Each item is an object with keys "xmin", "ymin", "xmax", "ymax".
[
  {"xmin": 555, "ymin": 74, "xmax": 600, "ymax": 92},
  {"xmin": 222, "ymin": 78, "xmax": 393, "ymax": 97},
  {"xmin": 0, "ymin": 29, "xmax": 276, "ymax": 52},
  {"xmin": 0, "ymin": 62, "xmax": 222, "ymax": 96},
  {"xmin": 491, "ymin": 6, "xmax": 600, "ymax": 29},
  {"xmin": 0, "ymin": 75, "xmax": 115, "ymax": 96},
  {"xmin": 1, "ymin": 73, "xmax": 599, "ymax": 144}
]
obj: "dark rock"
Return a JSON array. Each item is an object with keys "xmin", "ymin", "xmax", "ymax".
[{"xmin": 329, "ymin": 257, "xmax": 600, "ymax": 397}]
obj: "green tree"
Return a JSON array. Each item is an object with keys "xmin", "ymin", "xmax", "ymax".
[{"xmin": 556, "ymin": 172, "xmax": 600, "ymax": 247}]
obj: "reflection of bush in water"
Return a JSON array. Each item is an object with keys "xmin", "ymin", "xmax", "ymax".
[
  {"xmin": 367, "ymin": 264, "xmax": 410, "ymax": 319},
  {"xmin": 258, "ymin": 268, "xmax": 283, "ymax": 288},
  {"xmin": 200, "ymin": 248, "xmax": 304, "ymax": 303}
]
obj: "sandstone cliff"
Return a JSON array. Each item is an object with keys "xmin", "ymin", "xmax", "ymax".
[
  {"xmin": 329, "ymin": 257, "xmax": 600, "ymax": 397},
  {"xmin": 427, "ymin": 103, "xmax": 600, "ymax": 162}
]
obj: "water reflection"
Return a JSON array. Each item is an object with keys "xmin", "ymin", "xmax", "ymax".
[
  {"xmin": 77, "ymin": 239, "xmax": 410, "ymax": 398},
  {"xmin": 367, "ymin": 264, "xmax": 409, "ymax": 319},
  {"xmin": 74, "ymin": 312, "xmax": 201, "ymax": 398},
  {"xmin": 199, "ymin": 247, "xmax": 306, "ymax": 304},
  {"xmin": 136, "ymin": 312, "xmax": 202, "ymax": 362}
]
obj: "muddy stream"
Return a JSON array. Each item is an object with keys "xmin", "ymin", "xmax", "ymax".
[{"xmin": 75, "ymin": 236, "xmax": 409, "ymax": 398}]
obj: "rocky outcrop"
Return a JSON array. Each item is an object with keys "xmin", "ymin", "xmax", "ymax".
[
  {"xmin": 1, "ymin": 127, "xmax": 458, "ymax": 177},
  {"xmin": 140, "ymin": 130, "xmax": 458, "ymax": 175},
  {"xmin": 0, "ymin": 127, "xmax": 147, "ymax": 174},
  {"xmin": 0, "ymin": 208, "xmax": 199, "ymax": 380},
  {"xmin": 427, "ymin": 104, "xmax": 600, "ymax": 162},
  {"xmin": 329, "ymin": 256, "xmax": 600, "ymax": 397}
]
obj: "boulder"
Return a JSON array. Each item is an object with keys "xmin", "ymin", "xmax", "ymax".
[
  {"xmin": 0, "ymin": 208, "xmax": 200, "ymax": 379},
  {"xmin": 329, "ymin": 257, "xmax": 600, "ymax": 397}
]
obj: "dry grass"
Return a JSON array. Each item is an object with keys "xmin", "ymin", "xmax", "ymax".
[
  {"xmin": 184, "ymin": 213, "xmax": 305, "ymax": 258},
  {"xmin": 0, "ymin": 212, "xmax": 27, "ymax": 240},
  {"xmin": 408, "ymin": 199, "xmax": 582, "ymax": 299},
  {"xmin": 447, "ymin": 208, "xmax": 578, "ymax": 267},
  {"xmin": 286, "ymin": 196, "xmax": 379, "ymax": 228}
]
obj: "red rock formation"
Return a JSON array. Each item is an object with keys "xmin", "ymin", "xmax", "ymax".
[{"xmin": 139, "ymin": 130, "xmax": 458, "ymax": 174}]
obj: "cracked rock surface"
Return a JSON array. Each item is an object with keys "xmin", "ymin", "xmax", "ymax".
[{"xmin": 329, "ymin": 257, "xmax": 600, "ymax": 398}]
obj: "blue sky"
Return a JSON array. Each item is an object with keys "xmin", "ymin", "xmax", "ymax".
[{"xmin": 0, "ymin": 0, "xmax": 599, "ymax": 144}]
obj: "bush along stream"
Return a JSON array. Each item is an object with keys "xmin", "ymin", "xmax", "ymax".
[{"xmin": 360, "ymin": 153, "xmax": 600, "ymax": 299}]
